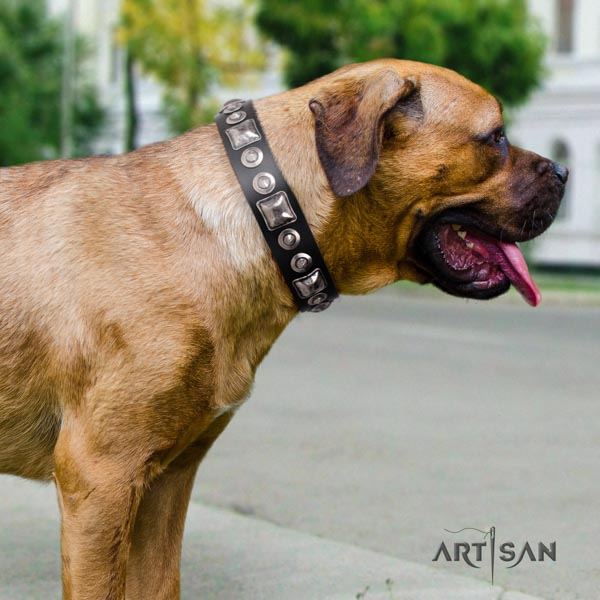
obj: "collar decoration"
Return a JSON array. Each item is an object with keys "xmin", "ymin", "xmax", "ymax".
[{"xmin": 215, "ymin": 99, "xmax": 338, "ymax": 312}]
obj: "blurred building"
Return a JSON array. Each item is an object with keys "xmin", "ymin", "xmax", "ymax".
[
  {"xmin": 47, "ymin": 0, "xmax": 599, "ymax": 268},
  {"xmin": 47, "ymin": 0, "xmax": 170, "ymax": 153},
  {"xmin": 46, "ymin": 0, "xmax": 280, "ymax": 156},
  {"xmin": 511, "ymin": 0, "xmax": 600, "ymax": 268}
]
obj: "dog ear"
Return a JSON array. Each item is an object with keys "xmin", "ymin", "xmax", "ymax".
[{"xmin": 309, "ymin": 71, "xmax": 419, "ymax": 197}]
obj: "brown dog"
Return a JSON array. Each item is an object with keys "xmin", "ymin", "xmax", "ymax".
[{"xmin": 0, "ymin": 59, "xmax": 565, "ymax": 599}]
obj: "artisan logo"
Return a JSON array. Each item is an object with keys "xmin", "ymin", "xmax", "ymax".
[{"xmin": 432, "ymin": 527, "xmax": 556, "ymax": 584}]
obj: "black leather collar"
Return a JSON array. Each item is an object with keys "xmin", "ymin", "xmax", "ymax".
[{"xmin": 215, "ymin": 99, "xmax": 338, "ymax": 313}]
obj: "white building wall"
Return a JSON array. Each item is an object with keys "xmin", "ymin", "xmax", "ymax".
[
  {"xmin": 528, "ymin": 0, "xmax": 556, "ymax": 41},
  {"xmin": 511, "ymin": 0, "xmax": 600, "ymax": 267},
  {"xmin": 575, "ymin": 0, "xmax": 600, "ymax": 57}
]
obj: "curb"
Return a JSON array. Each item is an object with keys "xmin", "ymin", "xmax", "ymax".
[{"xmin": 0, "ymin": 476, "xmax": 548, "ymax": 600}]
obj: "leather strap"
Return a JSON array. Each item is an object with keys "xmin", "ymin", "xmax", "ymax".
[{"xmin": 215, "ymin": 99, "xmax": 338, "ymax": 313}]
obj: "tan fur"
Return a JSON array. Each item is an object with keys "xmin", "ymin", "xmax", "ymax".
[{"xmin": 0, "ymin": 59, "xmax": 562, "ymax": 599}]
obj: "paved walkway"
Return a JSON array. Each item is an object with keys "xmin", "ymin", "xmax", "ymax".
[
  {"xmin": 193, "ymin": 287, "xmax": 600, "ymax": 600},
  {"xmin": 2, "ymin": 285, "xmax": 597, "ymax": 599},
  {"xmin": 0, "ymin": 476, "xmax": 544, "ymax": 600}
]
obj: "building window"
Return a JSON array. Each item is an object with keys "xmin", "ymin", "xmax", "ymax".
[
  {"xmin": 556, "ymin": 0, "xmax": 575, "ymax": 53},
  {"xmin": 552, "ymin": 140, "xmax": 570, "ymax": 220}
]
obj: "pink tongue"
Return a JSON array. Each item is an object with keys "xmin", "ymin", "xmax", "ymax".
[
  {"xmin": 496, "ymin": 241, "xmax": 541, "ymax": 307},
  {"xmin": 462, "ymin": 227, "xmax": 542, "ymax": 307}
]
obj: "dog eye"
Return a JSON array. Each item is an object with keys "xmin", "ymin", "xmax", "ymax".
[{"xmin": 490, "ymin": 128, "xmax": 506, "ymax": 145}]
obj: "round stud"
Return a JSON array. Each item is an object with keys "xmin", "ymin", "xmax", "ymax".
[
  {"xmin": 221, "ymin": 100, "xmax": 244, "ymax": 114},
  {"xmin": 307, "ymin": 292, "xmax": 328, "ymax": 306},
  {"xmin": 241, "ymin": 147, "xmax": 264, "ymax": 168},
  {"xmin": 252, "ymin": 172, "xmax": 276, "ymax": 195},
  {"xmin": 226, "ymin": 110, "xmax": 246, "ymax": 125},
  {"xmin": 310, "ymin": 300, "xmax": 332, "ymax": 312},
  {"xmin": 278, "ymin": 228, "xmax": 300, "ymax": 250},
  {"xmin": 290, "ymin": 252, "xmax": 313, "ymax": 273}
]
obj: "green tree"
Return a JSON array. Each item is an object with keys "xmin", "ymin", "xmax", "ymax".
[
  {"xmin": 256, "ymin": 0, "xmax": 546, "ymax": 108},
  {"xmin": 0, "ymin": 0, "xmax": 104, "ymax": 166},
  {"xmin": 119, "ymin": 0, "xmax": 264, "ymax": 134}
]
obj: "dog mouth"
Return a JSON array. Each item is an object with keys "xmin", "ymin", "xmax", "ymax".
[{"xmin": 415, "ymin": 213, "xmax": 541, "ymax": 306}]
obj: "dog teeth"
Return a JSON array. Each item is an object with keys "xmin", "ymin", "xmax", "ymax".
[
  {"xmin": 466, "ymin": 242, "xmax": 474, "ymax": 249},
  {"xmin": 451, "ymin": 224, "xmax": 467, "ymax": 240}
]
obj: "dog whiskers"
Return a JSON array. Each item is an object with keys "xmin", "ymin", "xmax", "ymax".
[
  {"xmin": 498, "ymin": 215, "xmax": 519, "ymax": 242},
  {"xmin": 519, "ymin": 219, "xmax": 527, "ymax": 237}
]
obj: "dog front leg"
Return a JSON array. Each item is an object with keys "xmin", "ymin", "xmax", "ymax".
[
  {"xmin": 125, "ymin": 412, "xmax": 233, "ymax": 600},
  {"xmin": 54, "ymin": 420, "xmax": 154, "ymax": 600},
  {"xmin": 124, "ymin": 456, "xmax": 198, "ymax": 600}
]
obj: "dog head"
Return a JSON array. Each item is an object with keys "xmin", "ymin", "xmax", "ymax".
[{"xmin": 307, "ymin": 59, "xmax": 567, "ymax": 305}]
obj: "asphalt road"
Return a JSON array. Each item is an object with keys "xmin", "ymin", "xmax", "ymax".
[{"xmin": 192, "ymin": 285, "xmax": 600, "ymax": 600}]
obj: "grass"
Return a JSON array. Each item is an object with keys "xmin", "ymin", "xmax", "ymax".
[
  {"xmin": 528, "ymin": 269, "xmax": 600, "ymax": 293},
  {"xmin": 393, "ymin": 269, "xmax": 600, "ymax": 302},
  {"xmin": 355, "ymin": 578, "xmax": 397, "ymax": 599}
]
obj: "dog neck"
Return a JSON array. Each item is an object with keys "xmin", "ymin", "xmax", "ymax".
[
  {"xmin": 167, "ymin": 91, "xmax": 352, "ymax": 379},
  {"xmin": 214, "ymin": 99, "xmax": 337, "ymax": 313},
  {"xmin": 254, "ymin": 93, "xmax": 337, "ymax": 242}
]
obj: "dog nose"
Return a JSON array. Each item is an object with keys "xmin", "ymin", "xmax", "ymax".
[{"xmin": 552, "ymin": 161, "xmax": 569, "ymax": 184}]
